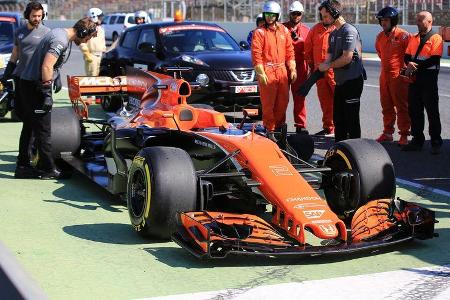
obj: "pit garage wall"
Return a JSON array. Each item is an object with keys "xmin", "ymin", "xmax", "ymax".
[{"xmin": 45, "ymin": 21, "xmax": 449, "ymax": 58}]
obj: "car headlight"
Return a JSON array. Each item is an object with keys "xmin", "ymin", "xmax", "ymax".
[
  {"xmin": 181, "ymin": 55, "xmax": 207, "ymax": 66},
  {"xmin": 196, "ymin": 73, "xmax": 209, "ymax": 86}
]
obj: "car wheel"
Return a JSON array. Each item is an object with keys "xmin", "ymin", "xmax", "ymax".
[
  {"xmin": 286, "ymin": 134, "xmax": 314, "ymax": 162},
  {"xmin": 127, "ymin": 146, "xmax": 198, "ymax": 239},
  {"xmin": 112, "ymin": 32, "xmax": 119, "ymax": 42},
  {"xmin": 101, "ymin": 95, "xmax": 123, "ymax": 112},
  {"xmin": 322, "ymin": 138, "xmax": 395, "ymax": 221}
]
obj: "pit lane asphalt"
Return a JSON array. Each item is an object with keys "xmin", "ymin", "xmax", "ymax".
[{"xmin": 0, "ymin": 51, "xmax": 448, "ymax": 299}]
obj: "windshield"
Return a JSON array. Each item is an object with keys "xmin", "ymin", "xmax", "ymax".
[
  {"xmin": 0, "ymin": 22, "xmax": 14, "ymax": 45},
  {"xmin": 160, "ymin": 27, "xmax": 240, "ymax": 53}
]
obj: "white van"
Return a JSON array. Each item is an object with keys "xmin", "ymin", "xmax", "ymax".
[{"xmin": 102, "ymin": 13, "xmax": 136, "ymax": 42}]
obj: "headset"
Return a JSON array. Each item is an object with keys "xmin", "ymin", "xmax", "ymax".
[
  {"xmin": 75, "ymin": 23, "xmax": 97, "ymax": 39},
  {"xmin": 23, "ymin": 1, "xmax": 44, "ymax": 20},
  {"xmin": 318, "ymin": 0, "xmax": 341, "ymax": 20}
]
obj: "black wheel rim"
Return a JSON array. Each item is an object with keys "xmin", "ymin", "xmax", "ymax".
[{"xmin": 129, "ymin": 169, "xmax": 147, "ymax": 218}]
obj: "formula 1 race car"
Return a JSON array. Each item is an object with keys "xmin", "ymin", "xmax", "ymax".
[{"xmin": 49, "ymin": 67, "xmax": 436, "ymax": 259}]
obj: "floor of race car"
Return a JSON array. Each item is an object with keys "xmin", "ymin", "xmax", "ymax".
[{"xmin": 0, "ymin": 95, "xmax": 449, "ymax": 300}]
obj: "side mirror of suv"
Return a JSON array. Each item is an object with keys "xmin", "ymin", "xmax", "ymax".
[
  {"xmin": 239, "ymin": 41, "xmax": 250, "ymax": 50},
  {"xmin": 138, "ymin": 42, "xmax": 157, "ymax": 53}
]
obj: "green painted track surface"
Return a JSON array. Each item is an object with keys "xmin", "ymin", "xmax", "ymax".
[{"xmin": 0, "ymin": 92, "xmax": 449, "ymax": 300}]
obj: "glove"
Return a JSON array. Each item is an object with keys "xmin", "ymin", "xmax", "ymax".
[
  {"xmin": 38, "ymin": 81, "xmax": 53, "ymax": 113},
  {"xmin": 3, "ymin": 61, "xmax": 16, "ymax": 81},
  {"xmin": 53, "ymin": 73, "xmax": 62, "ymax": 93},
  {"xmin": 84, "ymin": 52, "xmax": 94, "ymax": 63},
  {"xmin": 297, "ymin": 70, "xmax": 324, "ymax": 97},
  {"xmin": 254, "ymin": 64, "xmax": 268, "ymax": 85},
  {"xmin": 287, "ymin": 60, "xmax": 297, "ymax": 82},
  {"xmin": 350, "ymin": 199, "xmax": 396, "ymax": 242}
]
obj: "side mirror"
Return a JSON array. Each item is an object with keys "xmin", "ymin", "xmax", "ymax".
[
  {"xmin": 138, "ymin": 42, "xmax": 157, "ymax": 53},
  {"xmin": 239, "ymin": 41, "xmax": 250, "ymax": 50}
]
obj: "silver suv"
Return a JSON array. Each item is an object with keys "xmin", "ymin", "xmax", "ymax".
[{"xmin": 102, "ymin": 13, "xmax": 136, "ymax": 42}]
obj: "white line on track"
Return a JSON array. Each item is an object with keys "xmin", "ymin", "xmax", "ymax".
[
  {"xmin": 143, "ymin": 265, "xmax": 450, "ymax": 300},
  {"xmin": 396, "ymin": 177, "xmax": 450, "ymax": 198}
]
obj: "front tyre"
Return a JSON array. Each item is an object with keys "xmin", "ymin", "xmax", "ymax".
[{"xmin": 127, "ymin": 147, "xmax": 198, "ymax": 239}]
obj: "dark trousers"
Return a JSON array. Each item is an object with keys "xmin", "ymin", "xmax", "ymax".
[
  {"xmin": 19, "ymin": 79, "xmax": 55, "ymax": 172},
  {"xmin": 16, "ymin": 78, "xmax": 33, "ymax": 166},
  {"xmin": 408, "ymin": 71, "xmax": 442, "ymax": 146},
  {"xmin": 333, "ymin": 76, "xmax": 364, "ymax": 142}
]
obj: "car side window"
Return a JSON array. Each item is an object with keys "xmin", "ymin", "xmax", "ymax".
[
  {"xmin": 127, "ymin": 15, "xmax": 135, "ymax": 24},
  {"xmin": 122, "ymin": 29, "xmax": 140, "ymax": 49},
  {"xmin": 110, "ymin": 16, "xmax": 117, "ymax": 24},
  {"xmin": 102, "ymin": 16, "xmax": 110, "ymax": 25},
  {"xmin": 137, "ymin": 28, "xmax": 156, "ymax": 48},
  {"xmin": 117, "ymin": 16, "xmax": 125, "ymax": 24}
]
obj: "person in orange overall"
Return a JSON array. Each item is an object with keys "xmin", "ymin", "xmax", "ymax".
[
  {"xmin": 283, "ymin": 1, "xmax": 310, "ymax": 134},
  {"xmin": 304, "ymin": 11, "xmax": 336, "ymax": 136},
  {"xmin": 252, "ymin": 1, "xmax": 296, "ymax": 141},
  {"xmin": 375, "ymin": 6, "xmax": 411, "ymax": 146}
]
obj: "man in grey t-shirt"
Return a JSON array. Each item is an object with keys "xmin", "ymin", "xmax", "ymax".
[
  {"xmin": 3, "ymin": 2, "xmax": 50, "ymax": 178},
  {"xmin": 19, "ymin": 17, "xmax": 97, "ymax": 179},
  {"xmin": 318, "ymin": 0, "xmax": 365, "ymax": 142}
]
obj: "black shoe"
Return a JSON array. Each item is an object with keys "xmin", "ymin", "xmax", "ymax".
[
  {"xmin": 431, "ymin": 144, "xmax": 442, "ymax": 155},
  {"xmin": 401, "ymin": 141, "xmax": 423, "ymax": 152},
  {"xmin": 14, "ymin": 165, "xmax": 41, "ymax": 179},
  {"xmin": 296, "ymin": 127, "xmax": 309, "ymax": 135},
  {"xmin": 40, "ymin": 168, "xmax": 65, "ymax": 180}
]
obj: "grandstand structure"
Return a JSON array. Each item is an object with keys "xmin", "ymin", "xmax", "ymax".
[{"xmin": 1, "ymin": 0, "xmax": 449, "ymax": 25}]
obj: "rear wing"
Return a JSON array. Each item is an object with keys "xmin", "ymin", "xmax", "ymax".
[{"xmin": 67, "ymin": 75, "xmax": 128, "ymax": 119}]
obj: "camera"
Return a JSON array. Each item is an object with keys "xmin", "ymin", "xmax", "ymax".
[{"xmin": 291, "ymin": 31, "xmax": 298, "ymax": 41}]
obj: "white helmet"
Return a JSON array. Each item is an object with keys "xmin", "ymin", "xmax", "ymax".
[
  {"xmin": 42, "ymin": 3, "xmax": 48, "ymax": 21},
  {"xmin": 289, "ymin": 1, "xmax": 304, "ymax": 13},
  {"xmin": 135, "ymin": 10, "xmax": 148, "ymax": 19},
  {"xmin": 262, "ymin": 1, "xmax": 281, "ymax": 14},
  {"xmin": 87, "ymin": 7, "xmax": 103, "ymax": 23}
]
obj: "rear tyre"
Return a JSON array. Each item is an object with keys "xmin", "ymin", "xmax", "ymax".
[
  {"xmin": 101, "ymin": 95, "xmax": 123, "ymax": 112},
  {"xmin": 322, "ymin": 138, "xmax": 395, "ymax": 220},
  {"xmin": 127, "ymin": 147, "xmax": 198, "ymax": 239},
  {"xmin": 286, "ymin": 133, "xmax": 314, "ymax": 161},
  {"xmin": 51, "ymin": 107, "xmax": 81, "ymax": 158}
]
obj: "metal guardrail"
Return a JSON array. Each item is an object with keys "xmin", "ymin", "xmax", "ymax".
[{"xmin": 0, "ymin": 241, "xmax": 48, "ymax": 300}]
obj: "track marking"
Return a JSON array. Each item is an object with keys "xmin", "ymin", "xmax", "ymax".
[
  {"xmin": 396, "ymin": 177, "xmax": 450, "ymax": 198},
  {"xmin": 143, "ymin": 265, "xmax": 450, "ymax": 300}
]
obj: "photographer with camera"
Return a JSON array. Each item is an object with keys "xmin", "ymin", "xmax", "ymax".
[
  {"xmin": 283, "ymin": 1, "xmax": 310, "ymax": 134},
  {"xmin": 19, "ymin": 18, "xmax": 97, "ymax": 179},
  {"xmin": 401, "ymin": 11, "xmax": 443, "ymax": 154}
]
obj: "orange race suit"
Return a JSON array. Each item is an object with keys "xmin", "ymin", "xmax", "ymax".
[
  {"xmin": 304, "ymin": 22, "xmax": 336, "ymax": 133},
  {"xmin": 283, "ymin": 21, "xmax": 310, "ymax": 129},
  {"xmin": 252, "ymin": 23, "xmax": 295, "ymax": 131},
  {"xmin": 375, "ymin": 26, "xmax": 410, "ymax": 136}
]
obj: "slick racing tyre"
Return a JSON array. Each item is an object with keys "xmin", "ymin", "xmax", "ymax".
[
  {"xmin": 127, "ymin": 147, "xmax": 198, "ymax": 239},
  {"xmin": 101, "ymin": 95, "xmax": 123, "ymax": 112},
  {"xmin": 322, "ymin": 138, "xmax": 395, "ymax": 220},
  {"xmin": 287, "ymin": 133, "xmax": 314, "ymax": 162},
  {"xmin": 51, "ymin": 107, "xmax": 81, "ymax": 158}
]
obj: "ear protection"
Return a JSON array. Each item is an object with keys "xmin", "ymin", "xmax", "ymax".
[
  {"xmin": 24, "ymin": 1, "xmax": 44, "ymax": 20},
  {"xmin": 319, "ymin": 0, "xmax": 341, "ymax": 20},
  {"xmin": 75, "ymin": 24, "xmax": 97, "ymax": 39}
]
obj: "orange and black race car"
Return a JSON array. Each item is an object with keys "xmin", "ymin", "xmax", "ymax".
[{"xmin": 49, "ymin": 67, "xmax": 436, "ymax": 259}]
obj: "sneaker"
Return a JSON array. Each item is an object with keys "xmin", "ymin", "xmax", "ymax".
[
  {"xmin": 14, "ymin": 165, "xmax": 41, "ymax": 179},
  {"xmin": 296, "ymin": 127, "xmax": 309, "ymax": 135},
  {"xmin": 401, "ymin": 141, "xmax": 423, "ymax": 152},
  {"xmin": 376, "ymin": 133, "xmax": 393, "ymax": 143},
  {"xmin": 315, "ymin": 128, "xmax": 335, "ymax": 137},
  {"xmin": 398, "ymin": 135, "xmax": 408, "ymax": 146},
  {"xmin": 40, "ymin": 168, "xmax": 65, "ymax": 180}
]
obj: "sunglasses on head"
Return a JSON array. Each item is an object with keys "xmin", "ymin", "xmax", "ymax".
[{"xmin": 291, "ymin": 11, "xmax": 302, "ymax": 16}]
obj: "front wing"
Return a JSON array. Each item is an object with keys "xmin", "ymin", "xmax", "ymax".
[{"xmin": 172, "ymin": 205, "xmax": 436, "ymax": 259}]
